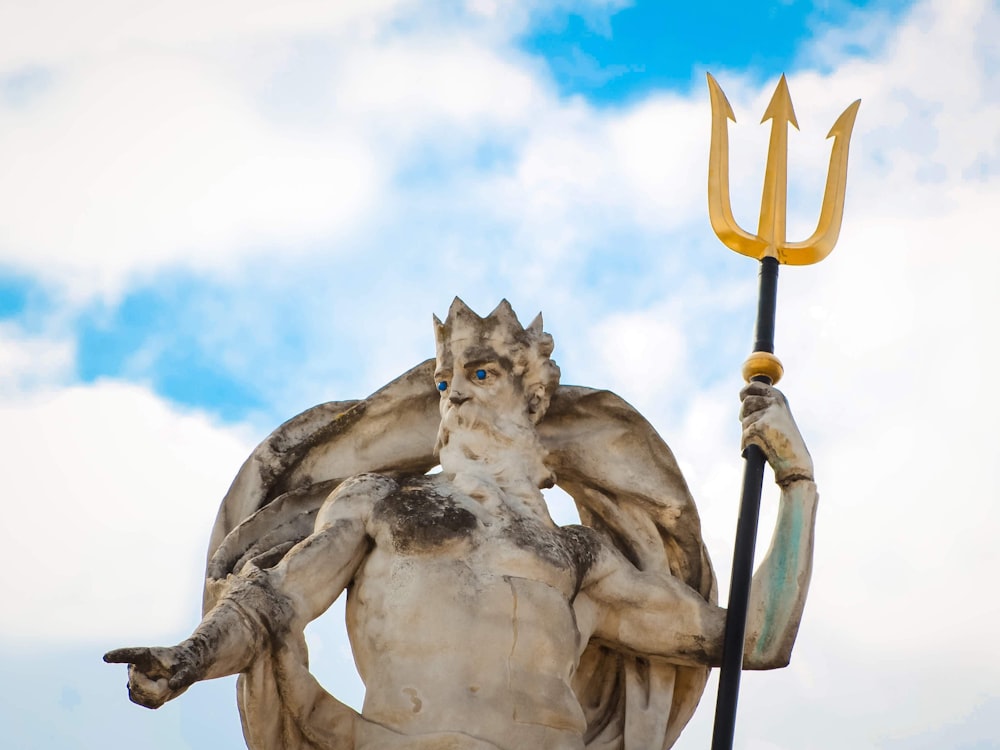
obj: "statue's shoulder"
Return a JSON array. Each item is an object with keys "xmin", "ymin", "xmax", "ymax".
[
  {"xmin": 332, "ymin": 471, "xmax": 403, "ymax": 500},
  {"xmin": 325, "ymin": 472, "xmax": 454, "ymax": 518},
  {"xmin": 316, "ymin": 473, "xmax": 403, "ymax": 528}
]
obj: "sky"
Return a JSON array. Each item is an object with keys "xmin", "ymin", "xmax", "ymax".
[{"xmin": 1, "ymin": 0, "xmax": 998, "ymax": 748}]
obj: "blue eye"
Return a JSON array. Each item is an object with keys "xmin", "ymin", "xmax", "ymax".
[
  {"xmin": 437, "ymin": 381, "xmax": 447, "ymax": 392},
  {"xmin": 475, "ymin": 369, "xmax": 487, "ymax": 381}
]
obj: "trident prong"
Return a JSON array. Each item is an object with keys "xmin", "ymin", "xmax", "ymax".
[
  {"xmin": 783, "ymin": 99, "xmax": 861, "ymax": 264},
  {"xmin": 707, "ymin": 72, "xmax": 860, "ymax": 266}
]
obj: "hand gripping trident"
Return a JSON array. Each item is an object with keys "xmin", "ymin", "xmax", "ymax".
[{"xmin": 706, "ymin": 73, "xmax": 859, "ymax": 750}]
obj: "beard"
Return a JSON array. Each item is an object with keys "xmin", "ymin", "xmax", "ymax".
[
  {"xmin": 437, "ymin": 399, "xmax": 520, "ymax": 447},
  {"xmin": 436, "ymin": 401, "xmax": 554, "ymax": 489}
]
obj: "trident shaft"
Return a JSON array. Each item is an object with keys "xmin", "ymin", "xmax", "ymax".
[{"xmin": 706, "ymin": 73, "xmax": 859, "ymax": 750}]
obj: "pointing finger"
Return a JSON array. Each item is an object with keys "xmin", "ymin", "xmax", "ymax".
[{"xmin": 104, "ymin": 647, "xmax": 152, "ymax": 669}]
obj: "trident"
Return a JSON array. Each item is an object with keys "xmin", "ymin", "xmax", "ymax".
[{"xmin": 705, "ymin": 73, "xmax": 859, "ymax": 750}]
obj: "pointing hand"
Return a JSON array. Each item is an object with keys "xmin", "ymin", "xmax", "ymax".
[{"xmin": 104, "ymin": 644, "xmax": 203, "ymax": 709}]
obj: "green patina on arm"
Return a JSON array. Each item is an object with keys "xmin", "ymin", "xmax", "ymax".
[
  {"xmin": 749, "ymin": 479, "xmax": 817, "ymax": 665},
  {"xmin": 752, "ymin": 497, "xmax": 803, "ymax": 659}
]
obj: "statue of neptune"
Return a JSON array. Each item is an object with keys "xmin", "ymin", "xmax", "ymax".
[{"xmin": 106, "ymin": 299, "xmax": 818, "ymax": 750}]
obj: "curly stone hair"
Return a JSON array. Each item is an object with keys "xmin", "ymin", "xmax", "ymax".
[{"xmin": 433, "ymin": 297, "xmax": 561, "ymax": 422}]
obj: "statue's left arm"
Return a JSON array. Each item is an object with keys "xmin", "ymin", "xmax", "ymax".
[
  {"xmin": 578, "ymin": 382, "xmax": 818, "ymax": 670},
  {"xmin": 738, "ymin": 381, "xmax": 818, "ymax": 669},
  {"xmin": 105, "ymin": 473, "xmax": 387, "ymax": 708}
]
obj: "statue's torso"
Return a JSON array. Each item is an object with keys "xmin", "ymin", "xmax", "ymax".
[{"xmin": 344, "ymin": 474, "xmax": 598, "ymax": 749}]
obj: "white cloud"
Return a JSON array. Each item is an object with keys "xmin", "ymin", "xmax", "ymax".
[
  {"xmin": 0, "ymin": 323, "xmax": 74, "ymax": 390},
  {"xmin": 0, "ymin": 329, "xmax": 253, "ymax": 641},
  {"xmin": 0, "ymin": 2, "xmax": 572, "ymax": 302},
  {"xmin": 0, "ymin": 52, "xmax": 381, "ymax": 300},
  {"xmin": 0, "ymin": 0, "xmax": 410, "ymax": 71},
  {"xmin": 335, "ymin": 37, "xmax": 546, "ymax": 128}
]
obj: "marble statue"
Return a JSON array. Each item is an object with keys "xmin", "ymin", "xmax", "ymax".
[{"xmin": 106, "ymin": 298, "xmax": 818, "ymax": 750}]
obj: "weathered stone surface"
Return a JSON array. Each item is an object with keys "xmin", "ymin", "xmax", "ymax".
[{"xmin": 106, "ymin": 298, "xmax": 818, "ymax": 750}]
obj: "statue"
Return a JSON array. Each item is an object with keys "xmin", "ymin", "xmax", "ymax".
[{"xmin": 105, "ymin": 298, "xmax": 818, "ymax": 750}]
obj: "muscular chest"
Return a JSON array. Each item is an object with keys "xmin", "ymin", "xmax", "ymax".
[{"xmin": 368, "ymin": 479, "xmax": 595, "ymax": 595}]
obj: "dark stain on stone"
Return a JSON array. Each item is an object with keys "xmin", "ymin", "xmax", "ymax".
[
  {"xmin": 373, "ymin": 478, "xmax": 478, "ymax": 553},
  {"xmin": 559, "ymin": 524, "xmax": 601, "ymax": 593},
  {"xmin": 501, "ymin": 518, "xmax": 601, "ymax": 595},
  {"xmin": 502, "ymin": 515, "xmax": 571, "ymax": 570}
]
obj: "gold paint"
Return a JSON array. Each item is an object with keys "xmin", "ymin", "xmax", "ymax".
[
  {"xmin": 741, "ymin": 351, "xmax": 784, "ymax": 385},
  {"xmin": 707, "ymin": 73, "xmax": 860, "ymax": 266}
]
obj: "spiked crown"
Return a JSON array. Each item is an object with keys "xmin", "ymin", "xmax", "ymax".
[{"xmin": 433, "ymin": 298, "xmax": 560, "ymax": 418}]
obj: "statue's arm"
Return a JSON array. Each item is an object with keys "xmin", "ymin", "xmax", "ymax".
[
  {"xmin": 739, "ymin": 382, "xmax": 818, "ymax": 669},
  {"xmin": 577, "ymin": 544, "xmax": 727, "ymax": 667},
  {"xmin": 105, "ymin": 472, "xmax": 392, "ymax": 708},
  {"xmin": 579, "ymin": 383, "xmax": 817, "ymax": 670}
]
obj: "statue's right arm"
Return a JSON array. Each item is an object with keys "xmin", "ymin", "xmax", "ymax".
[
  {"xmin": 105, "ymin": 472, "xmax": 395, "ymax": 709},
  {"xmin": 578, "ymin": 383, "xmax": 818, "ymax": 670}
]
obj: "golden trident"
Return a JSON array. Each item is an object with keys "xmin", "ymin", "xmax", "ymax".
[
  {"xmin": 706, "ymin": 73, "xmax": 859, "ymax": 750},
  {"xmin": 708, "ymin": 72, "xmax": 860, "ymax": 266},
  {"xmin": 707, "ymin": 72, "xmax": 859, "ymax": 385},
  {"xmin": 707, "ymin": 72, "xmax": 860, "ymax": 385}
]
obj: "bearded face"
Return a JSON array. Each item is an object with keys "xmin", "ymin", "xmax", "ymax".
[
  {"xmin": 434, "ymin": 341, "xmax": 536, "ymax": 456},
  {"xmin": 431, "ymin": 299, "xmax": 560, "ymax": 488},
  {"xmin": 433, "ymin": 340, "xmax": 557, "ymax": 490}
]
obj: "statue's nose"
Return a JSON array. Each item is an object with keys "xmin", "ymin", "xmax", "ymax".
[{"xmin": 449, "ymin": 390, "xmax": 470, "ymax": 405}]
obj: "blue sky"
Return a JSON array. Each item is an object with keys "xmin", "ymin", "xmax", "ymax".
[
  {"xmin": 2, "ymin": 0, "xmax": 999, "ymax": 748},
  {"xmin": 522, "ymin": 0, "xmax": 912, "ymax": 100}
]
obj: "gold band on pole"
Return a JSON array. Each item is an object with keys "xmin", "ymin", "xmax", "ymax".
[{"xmin": 741, "ymin": 351, "xmax": 784, "ymax": 384}]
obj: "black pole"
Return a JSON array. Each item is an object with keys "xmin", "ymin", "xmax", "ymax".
[{"xmin": 710, "ymin": 255, "xmax": 779, "ymax": 750}]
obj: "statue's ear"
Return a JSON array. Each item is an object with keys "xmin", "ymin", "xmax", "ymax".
[{"xmin": 526, "ymin": 382, "xmax": 548, "ymax": 422}]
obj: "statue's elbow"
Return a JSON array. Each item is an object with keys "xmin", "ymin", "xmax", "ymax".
[
  {"xmin": 745, "ymin": 650, "xmax": 792, "ymax": 670},
  {"xmin": 742, "ymin": 632, "xmax": 796, "ymax": 670},
  {"xmin": 742, "ymin": 585, "xmax": 809, "ymax": 670}
]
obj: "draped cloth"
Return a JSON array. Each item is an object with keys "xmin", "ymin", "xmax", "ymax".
[{"xmin": 203, "ymin": 360, "xmax": 717, "ymax": 750}]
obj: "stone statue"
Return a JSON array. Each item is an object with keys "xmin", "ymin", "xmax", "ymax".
[{"xmin": 106, "ymin": 299, "xmax": 818, "ymax": 750}]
